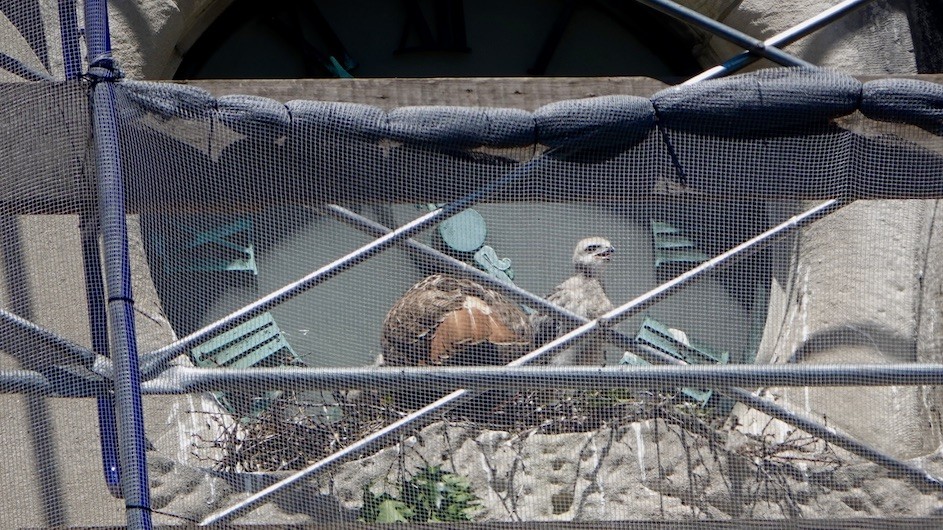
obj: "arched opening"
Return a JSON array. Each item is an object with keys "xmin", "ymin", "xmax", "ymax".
[
  {"xmin": 174, "ymin": 0, "xmax": 703, "ymax": 81},
  {"xmin": 149, "ymin": 4, "xmax": 771, "ymax": 428}
]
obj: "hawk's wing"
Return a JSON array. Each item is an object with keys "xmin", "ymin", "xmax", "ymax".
[
  {"xmin": 382, "ymin": 274, "xmax": 532, "ymax": 366},
  {"xmin": 529, "ymin": 276, "xmax": 614, "ymax": 365}
]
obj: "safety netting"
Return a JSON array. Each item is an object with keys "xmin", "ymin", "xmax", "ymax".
[{"xmin": 5, "ymin": 65, "xmax": 943, "ymax": 527}]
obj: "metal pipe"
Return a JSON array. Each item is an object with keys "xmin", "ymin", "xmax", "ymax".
[
  {"xmin": 58, "ymin": 0, "xmax": 83, "ymax": 80},
  {"xmin": 634, "ymin": 0, "xmax": 818, "ymax": 69},
  {"xmin": 91, "ymin": 80, "xmax": 152, "ymax": 530},
  {"xmin": 144, "ymin": 363, "xmax": 943, "ymax": 395},
  {"xmin": 0, "ymin": 308, "xmax": 108, "ymax": 374},
  {"xmin": 83, "ymin": 1, "xmax": 109, "ymax": 67},
  {"xmin": 0, "ymin": 52, "xmax": 54, "ymax": 81},
  {"xmin": 10, "ymin": 357, "xmax": 943, "ymax": 394},
  {"xmin": 0, "ymin": 370, "xmax": 54, "ymax": 395},
  {"xmin": 684, "ymin": 0, "xmax": 875, "ymax": 83},
  {"xmin": 85, "ymin": 0, "xmax": 151, "ymax": 525},
  {"xmin": 140, "ymin": 155, "xmax": 554, "ymax": 381},
  {"xmin": 763, "ymin": 0, "xmax": 874, "ymax": 50},
  {"xmin": 62, "ymin": 0, "xmax": 122, "ymax": 494},
  {"xmin": 80, "ymin": 195, "xmax": 122, "ymax": 496}
]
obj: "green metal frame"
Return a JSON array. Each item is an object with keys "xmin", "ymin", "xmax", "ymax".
[{"xmin": 622, "ymin": 317, "xmax": 730, "ymax": 405}]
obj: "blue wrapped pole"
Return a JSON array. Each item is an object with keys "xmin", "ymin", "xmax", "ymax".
[
  {"xmin": 84, "ymin": 0, "xmax": 152, "ymax": 528},
  {"xmin": 58, "ymin": 0, "xmax": 83, "ymax": 80},
  {"xmin": 60, "ymin": 0, "xmax": 121, "ymax": 496},
  {"xmin": 82, "ymin": 204, "xmax": 122, "ymax": 498}
]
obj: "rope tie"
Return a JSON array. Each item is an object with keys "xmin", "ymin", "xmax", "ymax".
[{"xmin": 86, "ymin": 53, "xmax": 124, "ymax": 83}]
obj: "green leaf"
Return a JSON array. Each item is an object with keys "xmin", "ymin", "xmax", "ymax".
[
  {"xmin": 360, "ymin": 466, "xmax": 482, "ymax": 522},
  {"xmin": 376, "ymin": 499, "xmax": 412, "ymax": 523}
]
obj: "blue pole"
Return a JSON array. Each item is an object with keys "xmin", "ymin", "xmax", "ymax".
[
  {"xmin": 84, "ymin": 0, "xmax": 152, "ymax": 528},
  {"xmin": 60, "ymin": 0, "xmax": 121, "ymax": 497},
  {"xmin": 82, "ymin": 210, "xmax": 122, "ymax": 497},
  {"xmin": 58, "ymin": 0, "xmax": 83, "ymax": 80}
]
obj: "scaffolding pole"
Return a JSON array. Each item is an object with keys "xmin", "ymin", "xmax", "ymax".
[
  {"xmin": 684, "ymin": 0, "xmax": 876, "ymax": 83},
  {"xmin": 85, "ymin": 0, "xmax": 152, "ymax": 527},
  {"xmin": 10, "ymin": 361, "xmax": 943, "ymax": 396},
  {"xmin": 635, "ymin": 0, "xmax": 818, "ymax": 69},
  {"xmin": 60, "ymin": 0, "xmax": 122, "ymax": 495},
  {"xmin": 0, "ymin": 307, "xmax": 104, "ymax": 371}
]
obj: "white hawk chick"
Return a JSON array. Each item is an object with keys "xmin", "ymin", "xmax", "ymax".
[{"xmin": 532, "ymin": 236, "xmax": 615, "ymax": 366}]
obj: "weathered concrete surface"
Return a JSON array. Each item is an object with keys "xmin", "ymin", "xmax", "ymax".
[
  {"xmin": 743, "ymin": 201, "xmax": 941, "ymax": 459},
  {"xmin": 714, "ymin": 0, "xmax": 916, "ymax": 75},
  {"xmin": 146, "ymin": 420, "xmax": 943, "ymax": 524},
  {"xmin": 714, "ymin": 1, "xmax": 937, "ymax": 464}
]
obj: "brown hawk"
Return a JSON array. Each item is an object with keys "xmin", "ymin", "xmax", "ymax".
[{"xmin": 381, "ymin": 274, "xmax": 533, "ymax": 367}]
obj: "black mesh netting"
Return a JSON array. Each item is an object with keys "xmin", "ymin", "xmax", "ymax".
[{"xmin": 5, "ymin": 66, "xmax": 943, "ymax": 527}]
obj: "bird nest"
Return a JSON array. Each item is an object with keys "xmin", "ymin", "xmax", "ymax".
[{"xmin": 191, "ymin": 387, "xmax": 731, "ymax": 473}]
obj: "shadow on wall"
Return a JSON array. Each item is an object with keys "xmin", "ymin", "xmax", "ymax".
[
  {"xmin": 781, "ymin": 324, "xmax": 937, "ymax": 459},
  {"xmin": 790, "ymin": 324, "xmax": 917, "ymax": 365},
  {"xmin": 0, "ymin": 215, "xmax": 66, "ymax": 527}
]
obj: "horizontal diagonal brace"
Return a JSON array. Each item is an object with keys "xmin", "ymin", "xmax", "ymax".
[
  {"xmin": 0, "ymin": 307, "xmax": 111, "ymax": 376},
  {"xmin": 144, "ymin": 363, "xmax": 943, "ymax": 394},
  {"xmin": 0, "ymin": 369, "xmax": 55, "ymax": 394}
]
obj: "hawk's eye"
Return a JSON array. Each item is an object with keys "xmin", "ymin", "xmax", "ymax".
[{"xmin": 585, "ymin": 244, "xmax": 601, "ymax": 252}]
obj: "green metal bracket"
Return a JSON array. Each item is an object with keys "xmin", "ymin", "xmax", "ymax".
[
  {"xmin": 181, "ymin": 216, "xmax": 257, "ymax": 275},
  {"xmin": 423, "ymin": 204, "xmax": 519, "ymax": 287},
  {"xmin": 149, "ymin": 215, "xmax": 258, "ymax": 275},
  {"xmin": 622, "ymin": 317, "xmax": 729, "ymax": 406},
  {"xmin": 191, "ymin": 312, "xmax": 300, "ymax": 418},
  {"xmin": 651, "ymin": 220, "xmax": 708, "ymax": 268},
  {"xmin": 474, "ymin": 245, "xmax": 514, "ymax": 284}
]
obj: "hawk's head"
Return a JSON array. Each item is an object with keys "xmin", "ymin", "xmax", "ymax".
[{"xmin": 573, "ymin": 236, "xmax": 615, "ymax": 276}]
